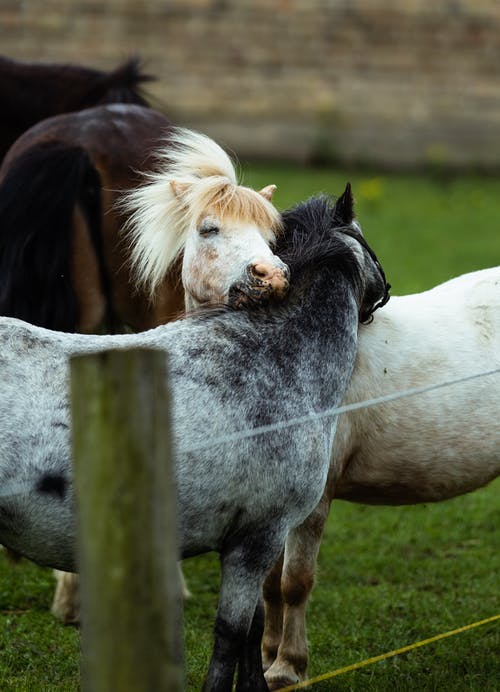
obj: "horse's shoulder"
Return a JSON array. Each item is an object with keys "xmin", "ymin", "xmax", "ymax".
[
  {"xmin": 463, "ymin": 267, "xmax": 500, "ymax": 307},
  {"xmin": 459, "ymin": 268, "xmax": 500, "ymax": 347},
  {"xmin": 425, "ymin": 266, "xmax": 500, "ymax": 302}
]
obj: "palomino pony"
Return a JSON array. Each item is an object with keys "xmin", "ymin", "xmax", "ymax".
[
  {"xmin": 0, "ymin": 104, "xmax": 288, "ymax": 332},
  {"xmin": 0, "ymin": 55, "xmax": 152, "ymax": 160},
  {"xmin": 0, "ymin": 190, "xmax": 390, "ymax": 691},
  {"xmin": 262, "ymin": 264, "xmax": 500, "ymax": 689}
]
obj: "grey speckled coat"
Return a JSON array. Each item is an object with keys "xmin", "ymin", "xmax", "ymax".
[{"xmin": 0, "ymin": 190, "xmax": 389, "ymax": 692}]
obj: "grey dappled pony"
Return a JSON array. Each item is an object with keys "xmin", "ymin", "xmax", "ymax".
[{"xmin": 0, "ymin": 188, "xmax": 389, "ymax": 691}]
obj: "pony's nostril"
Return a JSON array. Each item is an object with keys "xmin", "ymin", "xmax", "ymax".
[
  {"xmin": 250, "ymin": 263, "xmax": 272, "ymax": 280},
  {"xmin": 246, "ymin": 262, "xmax": 290, "ymax": 299}
]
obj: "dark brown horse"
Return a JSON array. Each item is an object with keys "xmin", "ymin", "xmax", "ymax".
[
  {"xmin": 0, "ymin": 55, "xmax": 152, "ymax": 161},
  {"xmin": 0, "ymin": 104, "xmax": 183, "ymax": 333}
]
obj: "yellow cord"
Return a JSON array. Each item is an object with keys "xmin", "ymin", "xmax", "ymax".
[{"xmin": 279, "ymin": 613, "xmax": 500, "ymax": 690}]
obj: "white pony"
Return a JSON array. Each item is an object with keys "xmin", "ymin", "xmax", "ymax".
[{"xmin": 262, "ymin": 265, "xmax": 500, "ymax": 689}]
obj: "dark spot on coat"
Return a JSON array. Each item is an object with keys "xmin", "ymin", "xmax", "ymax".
[{"xmin": 36, "ymin": 473, "xmax": 67, "ymax": 499}]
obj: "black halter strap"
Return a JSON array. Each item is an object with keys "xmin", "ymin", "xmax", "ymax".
[{"xmin": 339, "ymin": 225, "xmax": 391, "ymax": 321}]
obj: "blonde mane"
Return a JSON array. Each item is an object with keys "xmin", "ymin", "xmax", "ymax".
[{"xmin": 121, "ymin": 127, "xmax": 281, "ymax": 299}]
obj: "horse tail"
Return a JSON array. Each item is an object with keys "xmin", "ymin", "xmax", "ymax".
[
  {"xmin": 0, "ymin": 140, "xmax": 106, "ymax": 332},
  {"xmin": 93, "ymin": 57, "xmax": 154, "ymax": 107}
]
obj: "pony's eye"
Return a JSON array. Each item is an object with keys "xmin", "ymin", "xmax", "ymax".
[{"xmin": 198, "ymin": 223, "xmax": 220, "ymax": 237}]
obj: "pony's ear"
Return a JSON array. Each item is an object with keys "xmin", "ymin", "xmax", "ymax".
[
  {"xmin": 335, "ymin": 183, "xmax": 355, "ymax": 224},
  {"xmin": 259, "ymin": 184, "xmax": 277, "ymax": 202},
  {"xmin": 170, "ymin": 180, "xmax": 192, "ymax": 200}
]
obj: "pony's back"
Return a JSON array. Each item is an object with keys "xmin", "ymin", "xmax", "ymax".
[{"xmin": 0, "ymin": 56, "xmax": 153, "ymax": 159}]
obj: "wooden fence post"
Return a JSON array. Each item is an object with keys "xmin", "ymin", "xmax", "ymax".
[{"xmin": 70, "ymin": 348, "xmax": 183, "ymax": 692}]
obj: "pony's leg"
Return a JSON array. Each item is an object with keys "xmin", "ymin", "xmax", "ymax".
[
  {"xmin": 203, "ymin": 533, "xmax": 284, "ymax": 692},
  {"xmin": 265, "ymin": 493, "xmax": 330, "ymax": 690},
  {"xmin": 51, "ymin": 571, "xmax": 80, "ymax": 625},
  {"xmin": 262, "ymin": 551, "xmax": 284, "ymax": 670},
  {"xmin": 51, "ymin": 564, "xmax": 189, "ymax": 625},
  {"xmin": 236, "ymin": 598, "xmax": 267, "ymax": 692},
  {"xmin": 178, "ymin": 563, "xmax": 191, "ymax": 599}
]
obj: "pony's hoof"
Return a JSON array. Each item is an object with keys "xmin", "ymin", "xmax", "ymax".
[
  {"xmin": 51, "ymin": 570, "xmax": 80, "ymax": 625},
  {"xmin": 264, "ymin": 661, "xmax": 301, "ymax": 691},
  {"xmin": 266, "ymin": 676, "xmax": 299, "ymax": 691},
  {"xmin": 51, "ymin": 603, "xmax": 80, "ymax": 626}
]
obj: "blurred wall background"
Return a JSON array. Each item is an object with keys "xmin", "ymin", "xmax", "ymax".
[{"xmin": 1, "ymin": 0, "xmax": 500, "ymax": 169}]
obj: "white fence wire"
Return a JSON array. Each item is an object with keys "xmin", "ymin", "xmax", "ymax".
[
  {"xmin": 180, "ymin": 366, "xmax": 500, "ymax": 454},
  {"xmin": 1, "ymin": 365, "xmax": 498, "ymax": 500}
]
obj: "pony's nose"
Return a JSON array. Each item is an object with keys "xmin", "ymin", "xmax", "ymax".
[{"xmin": 248, "ymin": 261, "xmax": 290, "ymax": 296}]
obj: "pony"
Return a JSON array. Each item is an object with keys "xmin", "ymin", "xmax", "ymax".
[
  {"xmin": 0, "ymin": 103, "xmax": 289, "ymax": 625},
  {"xmin": 0, "ymin": 55, "xmax": 152, "ymax": 161},
  {"xmin": 0, "ymin": 189, "xmax": 389, "ymax": 691},
  {"xmin": 261, "ymin": 264, "xmax": 500, "ymax": 689},
  {"xmin": 0, "ymin": 104, "xmax": 288, "ymax": 333}
]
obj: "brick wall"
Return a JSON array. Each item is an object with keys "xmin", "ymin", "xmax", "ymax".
[{"xmin": 1, "ymin": 0, "xmax": 500, "ymax": 169}]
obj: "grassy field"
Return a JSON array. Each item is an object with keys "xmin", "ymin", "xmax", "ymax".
[{"xmin": 0, "ymin": 164, "xmax": 499, "ymax": 690}]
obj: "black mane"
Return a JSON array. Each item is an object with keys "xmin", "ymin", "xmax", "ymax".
[
  {"xmin": 0, "ymin": 55, "xmax": 152, "ymax": 117},
  {"xmin": 277, "ymin": 194, "xmax": 390, "ymax": 322},
  {"xmin": 71, "ymin": 56, "xmax": 154, "ymax": 108},
  {"xmin": 0, "ymin": 56, "xmax": 154, "ymax": 160},
  {"xmin": 278, "ymin": 194, "xmax": 361, "ymax": 277}
]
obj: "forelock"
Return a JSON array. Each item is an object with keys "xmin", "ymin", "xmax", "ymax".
[{"xmin": 188, "ymin": 179, "xmax": 282, "ymax": 236}]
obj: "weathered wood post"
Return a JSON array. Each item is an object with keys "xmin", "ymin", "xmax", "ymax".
[{"xmin": 71, "ymin": 348, "xmax": 183, "ymax": 691}]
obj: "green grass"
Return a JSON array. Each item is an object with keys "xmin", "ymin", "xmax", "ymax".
[
  {"xmin": 1, "ymin": 164, "xmax": 499, "ymax": 690},
  {"xmin": 243, "ymin": 164, "xmax": 500, "ymax": 295},
  {"xmin": 0, "ymin": 557, "xmax": 80, "ymax": 690},
  {"xmin": 301, "ymin": 486, "xmax": 500, "ymax": 691},
  {"xmin": 183, "ymin": 479, "xmax": 500, "ymax": 691}
]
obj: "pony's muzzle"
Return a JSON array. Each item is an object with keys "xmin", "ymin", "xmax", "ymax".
[
  {"xmin": 247, "ymin": 260, "xmax": 290, "ymax": 298},
  {"xmin": 228, "ymin": 261, "xmax": 290, "ymax": 308}
]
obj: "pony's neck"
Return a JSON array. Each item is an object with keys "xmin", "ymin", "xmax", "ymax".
[
  {"xmin": 279, "ymin": 265, "xmax": 359, "ymax": 331},
  {"xmin": 261, "ymin": 268, "xmax": 361, "ymax": 411}
]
